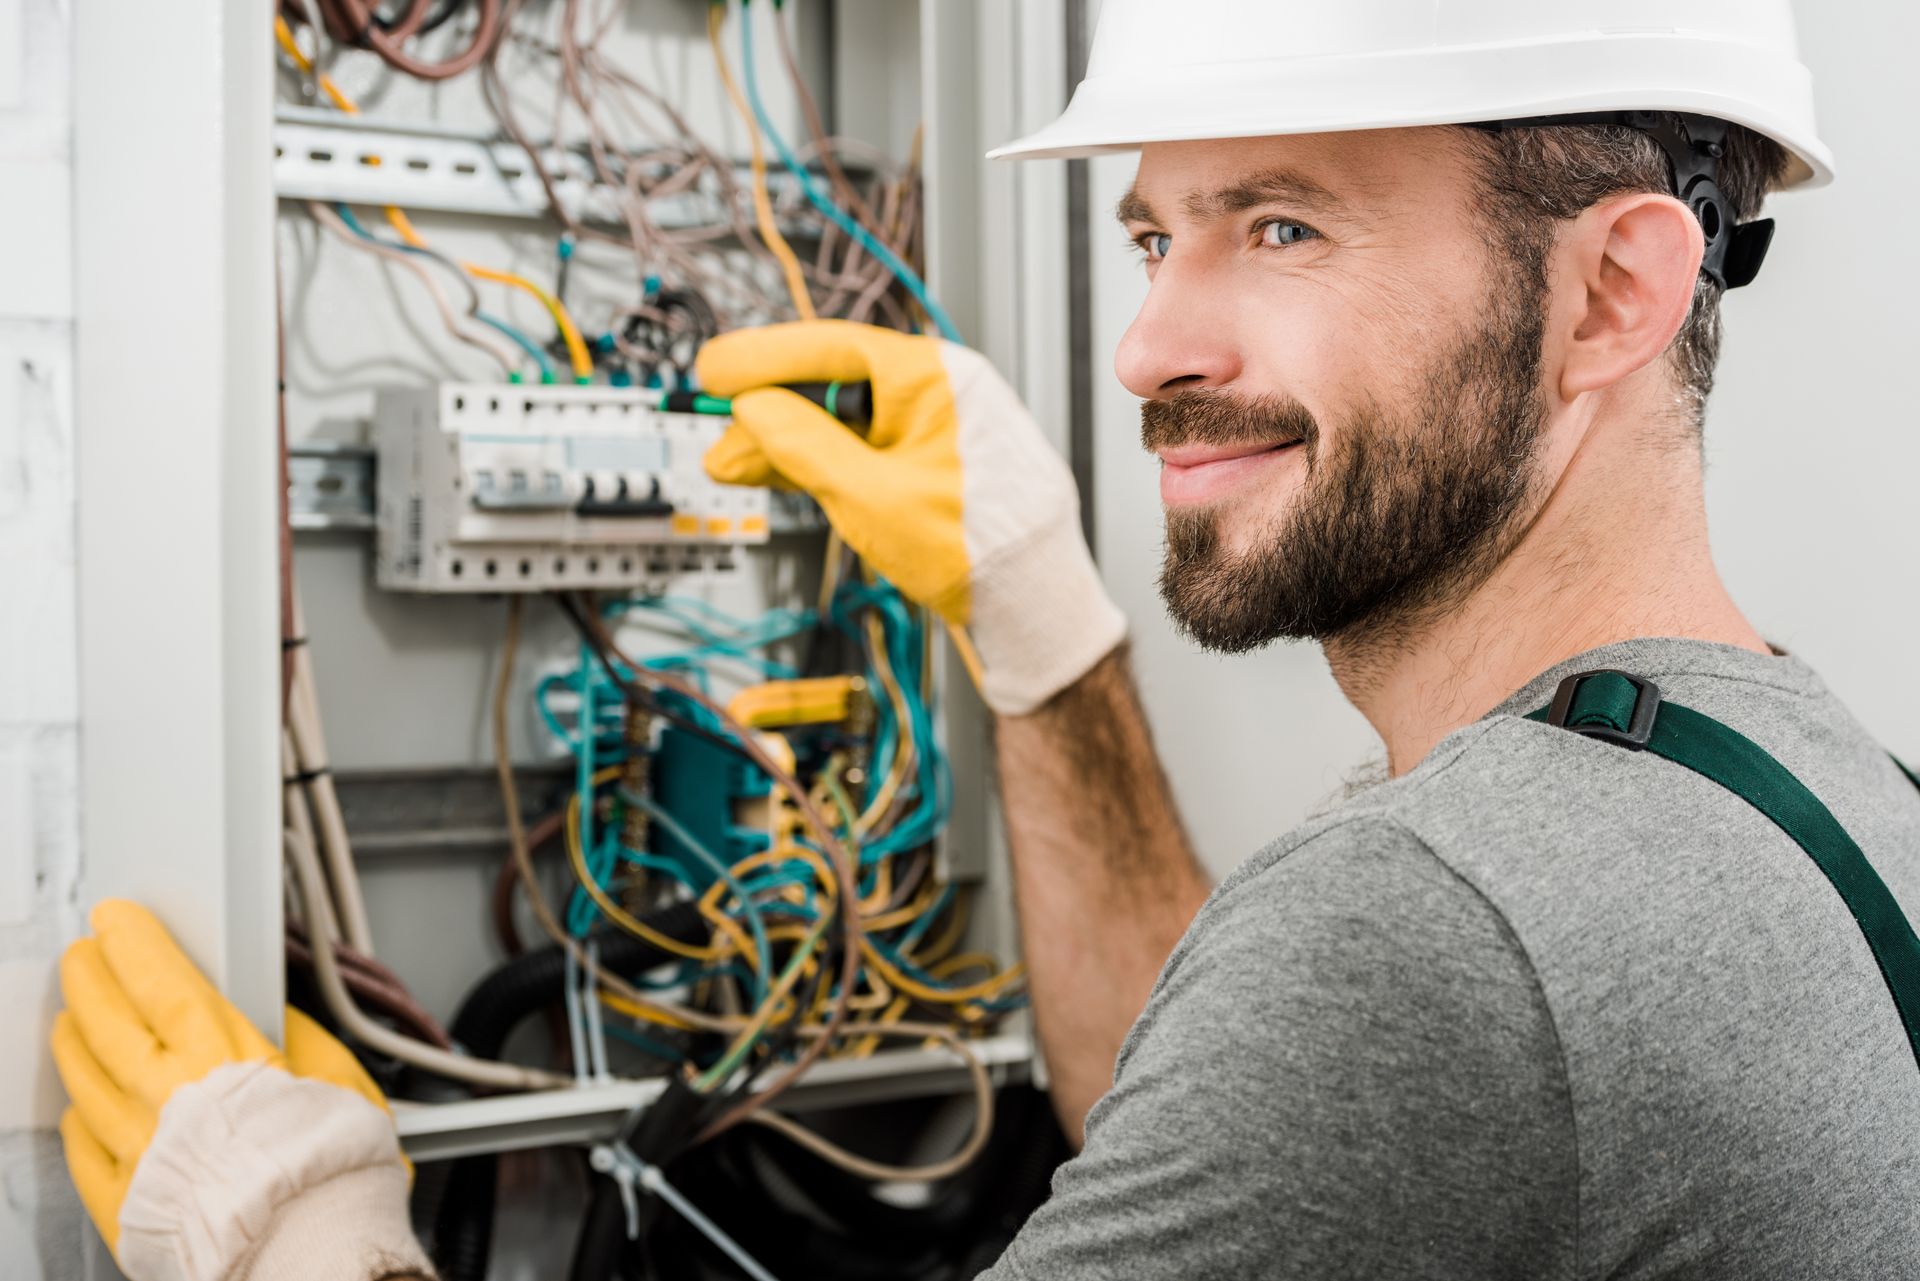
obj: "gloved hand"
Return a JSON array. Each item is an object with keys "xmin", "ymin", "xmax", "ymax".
[
  {"xmin": 51, "ymin": 900, "xmax": 430, "ymax": 1281},
  {"xmin": 700, "ymin": 320, "xmax": 1126, "ymax": 715}
]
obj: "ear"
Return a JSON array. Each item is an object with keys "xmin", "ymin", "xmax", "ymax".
[{"xmin": 1557, "ymin": 192, "xmax": 1703, "ymax": 400}]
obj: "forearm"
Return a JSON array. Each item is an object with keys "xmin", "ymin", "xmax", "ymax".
[{"xmin": 994, "ymin": 645, "xmax": 1212, "ymax": 1141}]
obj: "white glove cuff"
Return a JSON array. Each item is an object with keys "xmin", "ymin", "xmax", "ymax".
[
  {"xmin": 969, "ymin": 509, "xmax": 1128, "ymax": 716},
  {"xmin": 118, "ymin": 1061, "xmax": 429, "ymax": 1281},
  {"xmin": 242, "ymin": 1161, "xmax": 428, "ymax": 1281}
]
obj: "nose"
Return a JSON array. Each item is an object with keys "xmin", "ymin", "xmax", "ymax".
[{"xmin": 1114, "ymin": 257, "xmax": 1245, "ymax": 400}]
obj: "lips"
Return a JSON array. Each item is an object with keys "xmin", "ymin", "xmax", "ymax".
[{"xmin": 1156, "ymin": 439, "xmax": 1303, "ymax": 506}]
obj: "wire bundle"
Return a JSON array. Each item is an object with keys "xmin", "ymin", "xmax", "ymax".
[
  {"xmin": 288, "ymin": 0, "xmax": 502, "ymax": 82},
  {"xmin": 499, "ymin": 585, "xmax": 1024, "ymax": 1168}
]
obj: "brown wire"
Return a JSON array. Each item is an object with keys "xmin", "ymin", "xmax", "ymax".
[
  {"xmin": 491, "ymin": 808, "xmax": 564, "ymax": 957},
  {"xmin": 492, "ymin": 598, "xmax": 736, "ymax": 1035},
  {"xmin": 771, "ymin": 4, "xmax": 880, "ymax": 234},
  {"xmin": 314, "ymin": 0, "xmax": 502, "ymax": 81},
  {"xmin": 284, "ymin": 927, "xmax": 454, "ymax": 1049}
]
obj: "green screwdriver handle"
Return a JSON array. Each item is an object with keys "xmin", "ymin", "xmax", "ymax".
[{"xmin": 658, "ymin": 381, "xmax": 874, "ymax": 428}]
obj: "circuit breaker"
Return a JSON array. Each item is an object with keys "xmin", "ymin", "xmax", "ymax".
[{"xmin": 375, "ymin": 382, "xmax": 772, "ymax": 593}]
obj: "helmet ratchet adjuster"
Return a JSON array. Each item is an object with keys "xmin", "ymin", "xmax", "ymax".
[{"xmin": 1469, "ymin": 111, "xmax": 1776, "ymax": 290}]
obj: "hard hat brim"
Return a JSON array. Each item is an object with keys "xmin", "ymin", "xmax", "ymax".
[{"xmin": 989, "ymin": 34, "xmax": 1834, "ymax": 190}]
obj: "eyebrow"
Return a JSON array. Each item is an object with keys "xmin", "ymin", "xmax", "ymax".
[{"xmin": 1115, "ymin": 167, "xmax": 1349, "ymax": 226}]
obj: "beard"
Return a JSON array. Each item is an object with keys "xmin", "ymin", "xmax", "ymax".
[{"xmin": 1146, "ymin": 278, "xmax": 1550, "ymax": 654}]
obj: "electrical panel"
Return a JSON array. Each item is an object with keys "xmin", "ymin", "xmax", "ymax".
[
  {"xmin": 374, "ymin": 383, "xmax": 771, "ymax": 593},
  {"xmin": 245, "ymin": 2, "xmax": 1055, "ymax": 1275}
]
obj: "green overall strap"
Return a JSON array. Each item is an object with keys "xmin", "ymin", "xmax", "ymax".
[{"xmin": 1527, "ymin": 669, "xmax": 1920, "ymax": 1069}]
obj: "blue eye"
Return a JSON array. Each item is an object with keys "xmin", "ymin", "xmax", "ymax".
[
  {"xmin": 1142, "ymin": 232, "xmax": 1171, "ymax": 260},
  {"xmin": 1261, "ymin": 220, "xmax": 1319, "ymax": 248}
]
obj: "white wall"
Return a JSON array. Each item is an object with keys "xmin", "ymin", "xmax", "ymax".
[
  {"xmin": 1086, "ymin": 1, "xmax": 1916, "ymax": 881},
  {"xmin": 0, "ymin": 0, "xmax": 90, "ymax": 1273}
]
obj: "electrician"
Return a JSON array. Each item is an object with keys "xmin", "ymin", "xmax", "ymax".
[{"xmin": 50, "ymin": 1, "xmax": 1920, "ymax": 1277}]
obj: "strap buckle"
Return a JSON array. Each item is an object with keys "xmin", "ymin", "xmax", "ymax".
[{"xmin": 1545, "ymin": 670, "xmax": 1662, "ymax": 751}]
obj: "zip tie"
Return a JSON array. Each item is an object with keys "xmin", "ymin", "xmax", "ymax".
[
  {"xmin": 564, "ymin": 943, "xmax": 591, "ymax": 1083},
  {"xmin": 584, "ymin": 937, "xmax": 613, "ymax": 1083},
  {"xmin": 638, "ymin": 1162, "xmax": 780, "ymax": 1281}
]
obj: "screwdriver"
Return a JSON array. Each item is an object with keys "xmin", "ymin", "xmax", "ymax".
[{"xmin": 656, "ymin": 381, "xmax": 874, "ymax": 429}]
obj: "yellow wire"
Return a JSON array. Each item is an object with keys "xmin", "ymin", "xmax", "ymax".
[
  {"xmin": 732, "ymin": 843, "xmax": 838, "ymax": 900},
  {"xmin": 694, "ymin": 883, "xmax": 763, "ymax": 980},
  {"xmin": 564, "ymin": 780, "xmax": 721, "ymax": 963},
  {"xmin": 274, "ymin": 17, "xmax": 594, "ymax": 383},
  {"xmin": 598, "ymin": 991, "xmax": 702, "ymax": 1034},
  {"xmin": 855, "ymin": 610, "xmax": 915, "ymax": 834},
  {"xmin": 708, "ymin": 3, "xmax": 815, "ymax": 320},
  {"xmin": 928, "ymin": 952, "xmax": 999, "ymax": 981},
  {"xmin": 849, "ymin": 994, "xmax": 911, "ymax": 1059},
  {"xmin": 861, "ymin": 940, "xmax": 1024, "ymax": 1005},
  {"xmin": 905, "ymin": 888, "xmax": 970, "ymax": 970},
  {"xmin": 851, "ymin": 903, "xmax": 973, "ymax": 1059},
  {"xmin": 274, "ymin": 18, "xmax": 359, "ymax": 112},
  {"xmin": 817, "ymin": 531, "xmax": 845, "ymax": 617},
  {"xmin": 944, "ymin": 620, "xmax": 988, "ymax": 695},
  {"xmin": 698, "ymin": 913, "xmax": 833, "ymax": 1086},
  {"xmin": 384, "ymin": 208, "xmax": 594, "ymax": 382},
  {"xmin": 861, "ymin": 875, "xmax": 942, "ymax": 932},
  {"xmin": 846, "ymin": 956, "xmax": 894, "ymax": 1012},
  {"xmin": 860, "ymin": 855, "xmax": 892, "ymax": 917}
]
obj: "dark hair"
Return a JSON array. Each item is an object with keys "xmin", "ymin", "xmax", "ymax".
[{"xmin": 1461, "ymin": 115, "xmax": 1791, "ymax": 425}]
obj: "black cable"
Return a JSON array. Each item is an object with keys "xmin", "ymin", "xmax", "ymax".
[
  {"xmin": 429, "ymin": 906, "xmax": 710, "ymax": 1281},
  {"xmin": 567, "ymin": 1173, "xmax": 645, "ymax": 1281},
  {"xmin": 596, "ymin": 1087, "xmax": 1069, "ymax": 1281}
]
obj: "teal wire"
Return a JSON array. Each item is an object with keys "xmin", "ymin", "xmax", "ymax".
[
  {"xmin": 738, "ymin": 3, "xmax": 962, "ymax": 342},
  {"xmin": 534, "ymin": 673, "xmax": 624, "ymax": 753},
  {"xmin": 567, "ymin": 641, "xmax": 601, "ymax": 937},
  {"xmin": 830, "ymin": 577, "xmax": 949, "ymax": 858},
  {"xmin": 607, "ymin": 597, "xmax": 815, "ymax": 668},
  {"xmin": 475, "ymin": 313, "xmax": 557, "ymax": 381},
  {"xmin": 604, "ymin": 1023, "xmax": 686, "ymax": 1062},
  {"xmin": 631, "ymin": 791, "xmax": 773, "ymax": 1003},
  {"xmin": 895, "ymin": 882, "xmax": 952, "ymax": 954}
]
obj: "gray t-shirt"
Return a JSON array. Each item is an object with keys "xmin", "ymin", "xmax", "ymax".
[{"xmin": 986, "ymin": 638, "xmax": 1920, "ymax": 1280}]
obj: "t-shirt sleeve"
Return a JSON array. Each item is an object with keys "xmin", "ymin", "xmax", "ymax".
[{"xmin": 981, "ymin": 817, "xmax": 1579, "ymax": 1281}]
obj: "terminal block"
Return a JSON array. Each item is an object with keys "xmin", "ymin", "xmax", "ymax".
[{"xmin": 374, "ymin": 383, "xmax": 772, "ymax": 593}]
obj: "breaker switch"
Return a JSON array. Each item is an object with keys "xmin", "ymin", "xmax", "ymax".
[{"xmin": 577, "ymin": 474, "xmax": 674, "ymax": 519}]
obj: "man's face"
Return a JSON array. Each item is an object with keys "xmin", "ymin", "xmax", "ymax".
[{"xmin": 1116, "ymin": 130, "xmax": 1553, "ymax": 652}]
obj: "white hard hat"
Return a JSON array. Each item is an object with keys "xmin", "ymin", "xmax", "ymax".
[{"xmin": 990, "ymin": 0, "xmax": 1833, "ymax": 190}]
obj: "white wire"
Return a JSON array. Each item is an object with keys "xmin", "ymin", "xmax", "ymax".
[
  {"xmin": 285, "ymin": 825, "xmax": 567, "ymax": 1090},
  {"xmin": 308, "ymin": 201, "xmax": 521, "ymax": 377},
  {"xmin": 286, "ymin": 595, "xmax": 378, "ymax": 957},
  {"xmin": 584, "ymin": 938, "xmax": 613, "ymax": 1083},
  {"xmin": 565, "ymin": 943, "xmax": 592, "ymax": 1083},
  {"xmin": 281, "ymin": 731, "xmax": 334, "ymax": 944}
]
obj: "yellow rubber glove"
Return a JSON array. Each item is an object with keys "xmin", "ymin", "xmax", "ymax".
[
  {"xmin": 701, "ymin": 320, "xmax": 1126, "ymax": 714},
  {"xmin": 283, "ymin": 1002, "xmax": 389, "ymax": 1115},
  {"xmin": 51, "ymin": 900, "xmax": 427, "ymax": 1281}
]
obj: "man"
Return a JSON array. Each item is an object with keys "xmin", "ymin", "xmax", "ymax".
[{"xmin": 52, "ymin": 1, "xmax": 1920, "ymax": 1277}]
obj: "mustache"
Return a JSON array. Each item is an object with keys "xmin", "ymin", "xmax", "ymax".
[{"xmin": 1140, "ymin": 390, "xmax": 1319, "ymax": 455}]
